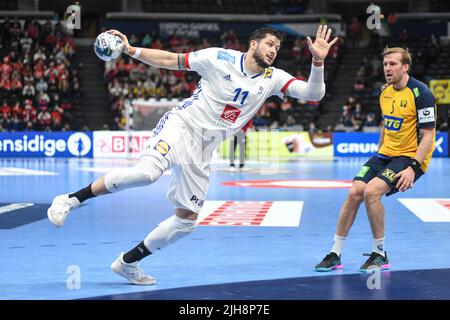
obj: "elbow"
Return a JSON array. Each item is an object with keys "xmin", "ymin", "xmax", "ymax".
[{"xmin": 308, "ymin": 85, "xmax": 326, "ymax": 102}]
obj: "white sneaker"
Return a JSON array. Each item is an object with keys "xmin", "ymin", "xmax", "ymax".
[
  {"xmin": 111, "ymin": 253, "xmax": 156, "ymax": 285},
  {"xmin": 47, "ymin": 194, "xmax": 80, "ymax": 227}
]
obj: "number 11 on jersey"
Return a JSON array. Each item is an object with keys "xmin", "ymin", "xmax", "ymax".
[{"xmin": 233, "ymin": 88, "xmax": 249, "ymax": 105}]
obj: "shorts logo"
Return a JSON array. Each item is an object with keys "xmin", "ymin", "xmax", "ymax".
[
  {"xmin": 220, "ymin": 105, "xmax": 241, "ymax": 124},
  {"xmin": 154, "ymin": 139, "xmax": 170, "ymax": 157},
  {"xmin": 190, "ymin": 195, "xmax": 204, "ymax": 207},
  {"xmin": 383, "ymin": 115, "xmax": 403, "ymax": 131},
  {"xmin": 356, "ymin": 165, "xmax": 370, "ymax": 178},
  {"xmin": 381, "ymin": 168, "xmax": 396, "ymax": 182}
]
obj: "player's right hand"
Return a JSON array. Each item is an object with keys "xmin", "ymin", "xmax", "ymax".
[{"xmin": 106, "ymin": 29, "xmax": 132, "ymax": 54}]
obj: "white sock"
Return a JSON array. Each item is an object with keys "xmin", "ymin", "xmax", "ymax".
[
  {"xmin": 331, "ymin": 234, "xmax": 346, "ymax": 256},
  {"xmin": 372, "ymin": 237, "xmax": 385, "ymax": 256}
]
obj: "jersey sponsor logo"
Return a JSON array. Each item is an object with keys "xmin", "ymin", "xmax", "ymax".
[
  {"xmin": 264, "ymin": 68, "xmax": 273, "ymax": 79},
  {"xmin": 219, "ymin": 105, "xmax": 241, "ymax": 124},
  {"xmin": 217, "ymin": 51, "xmax": 235, "ymax": 64},
  {"xmin": 154, "ymin": 139, "xmax": 170, "ymax": 156},
  {"xmin": 418, "ymin": 107, "xmax": 435, "ymax": 123},
  {"xmin": 381, "ymin": 168, "xmax": 396, "ymax": 182},
  {"xmin": 383, "ymin": 115, "xmax": 403, "ymax": 131},
  {"xmin": 356, "ymin": 165, "xmax": 370, "ymax": 178}
]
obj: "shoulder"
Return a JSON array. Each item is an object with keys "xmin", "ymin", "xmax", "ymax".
[
  {"xmin": 196, "ymin": 47, "xmax": 241, "ymax": 64},
  {"xmin": 270, "ymin": 66, "xmax": 294, "ymax": 80},
  {"xmin": 407, "ymin": 76, "xmax": 434, "ymax": 101},
  {"xmin": 380, "ymin": 83, "xmax": 390, "ymax": 93}
]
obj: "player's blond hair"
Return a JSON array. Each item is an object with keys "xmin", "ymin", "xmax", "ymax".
[{"xmin": 381, "ymin": 47, "xmax": 412, "ymax": 66}]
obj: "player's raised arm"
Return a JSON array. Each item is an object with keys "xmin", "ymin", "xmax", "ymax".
[
  {"xmin": 285, "ymin": 25, "xmax": 338, "ymax": 101},
  {"xmin": 107, "ymin": 29, "xmax": 185, "ymax": 71}
]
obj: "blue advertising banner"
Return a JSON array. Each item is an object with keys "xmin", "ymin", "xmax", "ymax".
[
  {"xmin": 333, "ymin": 132, "xmax": 448, "ymax": 157},
  {"xmin": 0, "ymin": 132, "xmax": 93, "ymax": 158}
]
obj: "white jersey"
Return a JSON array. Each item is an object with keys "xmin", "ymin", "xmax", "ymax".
[{"xmin": 170, "ymin": 47, "xmax": 296, "ymax": 136}]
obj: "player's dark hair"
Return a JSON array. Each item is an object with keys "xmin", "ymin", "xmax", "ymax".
[{"xmin": 249, "ymin": 27, "xmax": 283, "ymax": 45}]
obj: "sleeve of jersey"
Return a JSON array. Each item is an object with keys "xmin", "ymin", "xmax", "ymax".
[
  {"xmin": 185, "ymin": 48, "xmax": 217, "ymax": 76},
  {"xmin": 416, "ymin": 88, "xmax": 436, "ymax": 129},
  {"xmin": 275, "ymin": 67, "xmax": 325, "ymax": 101}
]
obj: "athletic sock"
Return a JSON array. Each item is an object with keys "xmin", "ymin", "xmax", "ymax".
[
  {"xmin": 69, "ymin": 183, "xmax": 95, "ymax": 203},
  {"xmin": 123, "ymin": 241, "xmax": 152, "ymax": 263},
  {"xmin": 331, "ymin": 234, "xmax": 346, "ymax": 256},
  {"xmin": 372, "ymin": 237, "xmax": 385, "ymax": 257}
]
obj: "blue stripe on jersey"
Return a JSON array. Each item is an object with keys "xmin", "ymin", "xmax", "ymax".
[
  {"xmin": 251, "ymin": 72, "xmax": 262, "ymax": 79},
  {"xmin": 175, "ymin": 84, "xmax": 202, "ymax": 110},
  {"xmin": 240, "ymin": 53, "xmax": 246, "ymax": 76},
  {"xmin": 153, "ymin": 111, "xmax": 172, "ymax": 135}
]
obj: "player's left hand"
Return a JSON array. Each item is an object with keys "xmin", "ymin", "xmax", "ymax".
[
  {"xmin": 394, "ymin": 167, "xmax": 415, "ymax": 192},
  {"xmin": 307, "ymin": 25, "xmax": 338, "ymax": 62}
]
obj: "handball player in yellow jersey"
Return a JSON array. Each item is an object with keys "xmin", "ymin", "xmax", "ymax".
[{"xmin": 316, "ymin": 47, "xmax": 436, "ymax": 272}]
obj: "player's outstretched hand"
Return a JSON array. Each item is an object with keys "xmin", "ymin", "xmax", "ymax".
[
  {"xmin": 307, "ymin": 25, "xmax": 338, "ymax": 62},
  {"xmin": 107, "ymin": 29, "xmax": 131, "ymax": 54}
]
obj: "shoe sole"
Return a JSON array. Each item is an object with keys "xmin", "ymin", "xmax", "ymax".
[
  {"xmin": 315, "ymin": 264, "xmax": 344, "ymax": 272},
  {"xmin": 359, "ymin": 264, "xmax": 390, "ymax": 273},
  {"xmin": 111, "ymin": 263, "xmax": 156, "ymax": 285},
  {"xmin": 47, "ymin": 208, "xmax": 63, "ymax": 227}
]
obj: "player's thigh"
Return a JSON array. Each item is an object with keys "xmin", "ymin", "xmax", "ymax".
[
  {"xmin": 365, "ymin": 177, "xmax": 391, "ymax": 199},
  {"xmin": 378, "ymin": 156, "xmax": 424, "ymax": 196},
  {"xmin": 167, "ymin": 163, "xmax": 210, "ymax": 214},
  {"xmin": 353, "ymin": 155, "xmax": 387, "ymax": 184}
]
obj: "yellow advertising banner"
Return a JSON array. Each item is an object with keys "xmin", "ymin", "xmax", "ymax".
[{"xmin": 429, "ymin": 80, "xmax": 450, "ymax": 104}]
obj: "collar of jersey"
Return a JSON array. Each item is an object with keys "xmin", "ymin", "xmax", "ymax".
[{"xmin": 240, "ymin": 53, "xmax": 263, "ymax": 79}]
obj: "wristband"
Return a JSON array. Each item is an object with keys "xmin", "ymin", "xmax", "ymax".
[
  {"xmin": 408, "ymin": 158, "xmax": 421, "ymax": 174},
  {"xmin": 131, "ymin": 47, "xmax": 141, "ymax": 59}
]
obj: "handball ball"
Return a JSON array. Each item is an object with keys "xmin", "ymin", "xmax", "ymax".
[{"xmin": 94, "ymin": 32, "xmax": 123, "ymax": 62}]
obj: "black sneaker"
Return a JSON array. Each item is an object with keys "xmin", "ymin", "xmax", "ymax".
[
  {"xmin": 239, "ymin": 164, "xmax": 244, "ymax": 169},
  {"xmin": 315, "ymin": 252, "xmax": 343, "ymax": 272},
  {"xmin": 359, "ymin": 252, "xmax": 390, "ymax": 273}
]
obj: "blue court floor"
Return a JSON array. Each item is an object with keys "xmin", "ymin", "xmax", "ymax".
[{"xmin": 1, "ymin": 156, "xmax": 450, "ymax": 300}]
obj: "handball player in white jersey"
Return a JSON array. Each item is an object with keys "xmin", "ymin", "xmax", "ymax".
[{"xmin": 47, "ymin": 25, "xmax": 338, "ymax": 285}]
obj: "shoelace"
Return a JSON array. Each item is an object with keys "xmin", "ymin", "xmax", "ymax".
[{"xmin": 363, "ymin": 252, "xmax": 381, "ymax": 263}]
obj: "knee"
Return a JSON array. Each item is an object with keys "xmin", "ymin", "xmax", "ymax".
[
  {"xmin": 104, "ymin": 161, "xmax": 162, "ymax": 193},
  {"xmin": 348, "ymin": 186, "xmax": 364, "ymax": 204},
  {"xmin": 364, "ymin": 187, "xmax": 382, "ymax": 204}
]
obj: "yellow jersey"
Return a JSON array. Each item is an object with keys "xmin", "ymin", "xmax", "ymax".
[{"xmin": 378, "ymin": 76, "xmax": 436, "ymax": 172}]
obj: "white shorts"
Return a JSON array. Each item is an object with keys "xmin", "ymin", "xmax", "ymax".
[{"xmin": 141, "ymin": 112, "xmax": 211, "ymax": 213}]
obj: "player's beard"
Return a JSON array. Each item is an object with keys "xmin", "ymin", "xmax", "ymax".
[{"xmin": 254, "ymin": 49, "xmax": 271, "ymax": 68}]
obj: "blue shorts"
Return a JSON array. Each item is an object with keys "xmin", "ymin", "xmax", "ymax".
[{"xmin": 354, "ymin": 155, "xmax": 424, "ymax": 196}]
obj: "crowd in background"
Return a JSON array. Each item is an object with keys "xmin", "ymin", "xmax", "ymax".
[{"xmin": 0, "ymin": 17, "xmax": 82, "ymax": 132}]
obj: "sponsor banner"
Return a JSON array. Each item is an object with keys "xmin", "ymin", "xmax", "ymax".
[
  {"xmin": 197, "ymin": 201, "xmax": 303, "ymax": 227},
  {"xmin": 333, "ymin": 132, "xmax": 448, "ymax": 157},
  {"xmin": 399, "ymin": 198, "xmax": 450, "ymax": 222},
  {"xmin": 0, "ymin": 131, "xmax": 93, "ymax": 158},
  {"xmin": 220, "ymin": 131, "xmax": 333, "ymax": 160},
  {"xmin": 93, "ymin": 131, "xmax": 153, "ymax": 158},
  {"xmin": 429, "ymin": 79, "xmax": 450, "ymax": 104}
]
